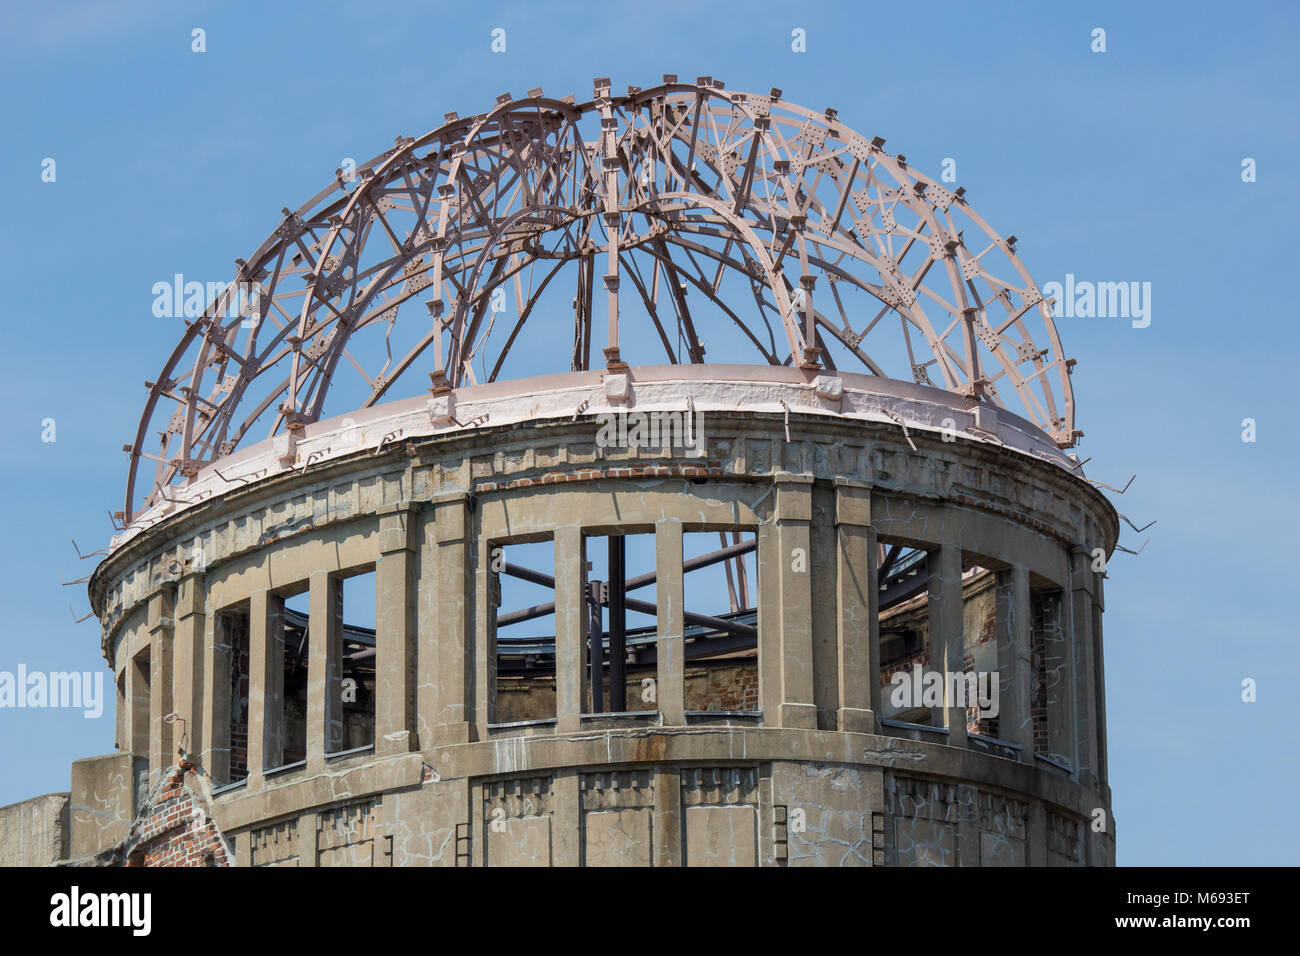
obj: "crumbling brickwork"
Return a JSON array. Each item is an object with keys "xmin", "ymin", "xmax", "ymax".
[
  {"xmin": 494, "ymin": 660, "xmax": 759, "ymax": 721},
  {"xmin": 121, "ymin": 767, "xmax": 232, "ymax": 867},
  {"xmin": 685, "ymin": 661, "xmax": 758, "ymax": 711},
  {"xmin": 880, "ymin": 571, "xmax": 999, "ymax": 735}
]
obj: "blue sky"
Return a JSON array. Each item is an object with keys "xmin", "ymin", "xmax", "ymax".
[{"xmin": 1, "ymin": 0, "xmax": 1296, "ymax": 865}]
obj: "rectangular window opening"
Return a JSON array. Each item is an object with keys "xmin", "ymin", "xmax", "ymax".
[
  {"xmin": 877, "ymin": 542, "xmax": 929, "ymax": 725},
  {"xmin": 222, "ymin": 609, "xmax": 250, "ymax": 784},
  {"xmin": 491, "ymin": 538, "xmax": 558, "ymax": 724},
  {"xmin": 681, "ymin": 530, "xmax": 759, "ymax": 714},
  {"xmin": 338, "ymin": 569, "xmax": 376, "ymax": 753},
  {"xmin": 583, "ymin": 532, "xmax": 658, "ymax": 714}
]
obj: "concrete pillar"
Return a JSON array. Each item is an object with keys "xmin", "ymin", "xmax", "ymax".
[
  {"xmin": 1093, "ymin": 571, "xmax": 1109, "ymax": 787},
  {"xmin": 376, "ymin": 503, "xmax": 417, "ymax": 755},
  {"xmin": 757, "ymin": 774, "xmax": 775, "ymax": 867},
  {"xmin": 298, "ymin": 811, "xmax": 318, "ymax": 867},
  {"xmin": 1090, "ymin": 572, "xmax": 1112, "ymax": 865},
  {"xmin": 171, "ymin": 573, "xmax": 205, "ymax": 763},
  {"xmin": 956, "ymin": 783, "xmax": 979, "ymax": 867},
  {"xmin": 756, "ymin": 522, "xmax": 781, "ymax": 721},
  {"xmin": 834, "ymin": 478, "xmax": 877, "ymax": 734},
  {"xmin": 200, "ymin": 609, "xmax": 231, "ymax": 784},
  {"xmin": 655, "ymin": 518, "xmax": 685, "ymax": 725},
  {"xmin": 552, "ymin": 772, "xmax": 581, "ymax": 866},
  {"xmin": 996, "ymin": 564, "xmax": 1035, "ymax": 763},
  {"xmin": 470, "ymin": 783, "xmax": 486, "ymax": 868},
  {"xmin": 475, "ymin": 535, "xmax": 496, "ymax": 734},
  {"xmin": 554, "ymin": 526, "xmax": 585, "ymax": 733},
  {"xmin": 652, "ymin": 768, "xmax": 682, "ymax": 866},
  {"xmin": 1028, "ymin": 801, "xmax": 1048, "ymax": 866},
  {"xmin": 1069, "ymin": 549, "xmax": 1098, "ymax": 788},
  {"xmin": 247, "ymin": 588, "xmax": 285, "ymax": 786},
  {"xmin": 926, "ymin": 541, "xmax": 966, "ymax": 747},
  {"xmin": 423, "ymin": 494, "xmax": 473, "ymax": 748},
  {"xmin": 773, "ymin": 474, "xmax": 817, "ymax": 729},
  {"xmin": 1042, "ymin": 588, "xmax": 1075, "ymax": 770},
  {"xmin": 306, "ymin": 570, "xmax": 342, "ymax": 771},
  {"xmin": 147, "ymin": 587, "xmax": 175, "ymax": 785}
]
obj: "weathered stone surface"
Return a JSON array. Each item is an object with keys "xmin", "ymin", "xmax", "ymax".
[
  {"xmin": 69, "ymin": 752, "xmax": 142, "ymax": 860},
  {"xmin": 0, "ymin": 792, "xmax": 69, "ymax": 866}
]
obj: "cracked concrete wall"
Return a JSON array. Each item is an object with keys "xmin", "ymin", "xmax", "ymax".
[
  {"xmin": 883, "ymin": 771, "xmax": 1093, "ymax": 866},
  {"xmin": 0, "ymin": 792, "xmax": 69, "ymax": 866},
  {"xmin": 68, "ymin": 752, "xmax": 144, "ymax": 860},
  {"xmin": 383, "ymin": 767, "xmax": 467, "ymax": 866},
  {"xmin": 772, "ymin": 761, "xmax": 881, "ymax": 866}
]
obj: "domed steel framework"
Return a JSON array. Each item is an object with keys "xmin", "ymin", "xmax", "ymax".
[{"xmin": 124, "ymin": 76, "xmax": 1078, "ymax": 523}]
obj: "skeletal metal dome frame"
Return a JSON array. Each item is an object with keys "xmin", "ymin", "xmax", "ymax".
[{"xmin": 124, "ymin": 76, "xmax": 1077, "ymax": 523}]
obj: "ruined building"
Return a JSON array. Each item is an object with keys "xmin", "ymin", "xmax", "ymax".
[{"xmin": 0, "ymin": 78, "xmax": 1116, "ymax": 866}]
